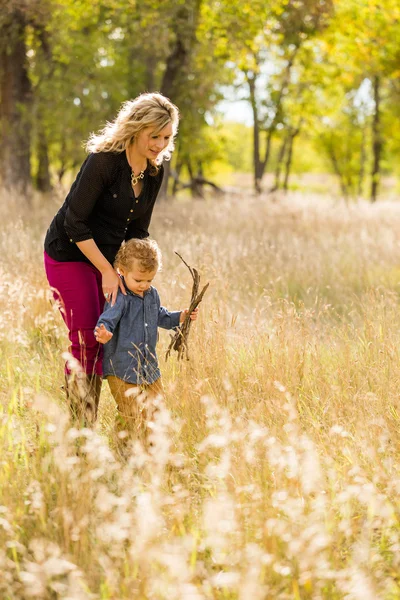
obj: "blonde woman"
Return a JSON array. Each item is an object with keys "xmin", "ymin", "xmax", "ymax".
[{"xmin": 44, "ymin": 92, "xmax": 179, "ymax": 423}]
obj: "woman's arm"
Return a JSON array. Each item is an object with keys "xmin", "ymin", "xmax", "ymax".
[
  {"xmin": 64, "ymin": 154, "xmax": 125, "ymax": 305},
  {"xmin": 76, "ymin": 239, "xmax": 126, "ymax": 305},
  {"xmin": 64, "ymin": 153, "xmax": 111, "ymax": 243}
]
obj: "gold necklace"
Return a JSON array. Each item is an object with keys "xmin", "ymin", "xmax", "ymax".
[{"xmin": 131, "ymin": 169, "xmax": 145, "ymax": 187}]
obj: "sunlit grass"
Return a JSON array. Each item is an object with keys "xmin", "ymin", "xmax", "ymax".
[{"xmin": 1, "ymin": 190, "xmax": 400, "ymax": 598}]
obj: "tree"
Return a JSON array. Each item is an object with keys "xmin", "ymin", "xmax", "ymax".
[
  {"xmin": 0, "ymin": 2, "xmax": 33, "ymax": 196},
  {"xmin": 321, "ymin": 0, "xmax": 400, "ymax": 201},
  {"xmin": 211, "ymin": 0, "xmax": 333, "ymax": 194}
]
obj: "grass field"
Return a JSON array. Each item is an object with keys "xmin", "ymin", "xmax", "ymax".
[{"xmin": 1, "ymin": 190, "xmax": 400, "ymax": 599}]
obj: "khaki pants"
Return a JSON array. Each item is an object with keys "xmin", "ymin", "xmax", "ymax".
[{"xmin": 107, "ymin": 376, "xmax": 164, "ymax": 445}]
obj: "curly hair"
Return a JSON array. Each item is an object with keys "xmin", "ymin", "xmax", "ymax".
[
  {"xmin": 115, "ymin": 238, "xmax": 162, "ymax": 274},
  {"xmin": 85, "ymin": 92, "xmax": 179, "ymax": 173}
]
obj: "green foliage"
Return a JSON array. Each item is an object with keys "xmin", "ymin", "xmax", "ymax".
[
  {"xmin": 1, "ymin": 0, "xmax": 400, "ymax": 193},
  {"xmin": 207, "ymin": 121, "xmax": 253, "ymax": 173}
]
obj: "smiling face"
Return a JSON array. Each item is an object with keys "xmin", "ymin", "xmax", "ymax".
[
  {"xmin": 120, "ymin": 261, "xmax": 158, "ymax": 296},
  {"xmin": 131, "ymin": 123, "xmax": 173, "ymax": 163}
]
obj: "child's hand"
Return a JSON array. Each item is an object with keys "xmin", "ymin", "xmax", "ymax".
[
  {"xmin": 180, "ymin": 307, "xmax": 199, "ymax": 323},
  {"xmin": 94, "ymin": 324, "xmax": 113, "ymax": 344}
]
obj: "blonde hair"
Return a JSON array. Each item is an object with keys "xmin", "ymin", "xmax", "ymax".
[
  {"xmin": 115, "ymin": 238, "xmax": 162, "ymax": 273},
  {"xmin": 85, "ymin": 92, "xmax": 179, "ymax": 170}
]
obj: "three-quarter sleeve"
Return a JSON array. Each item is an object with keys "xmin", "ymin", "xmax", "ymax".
[{"xmin": 64, "ymin": 153, "xmax": 113, "ymax": 243}]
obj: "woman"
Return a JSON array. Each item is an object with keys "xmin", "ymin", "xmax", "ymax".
[{"xmin": 44, "ymin": 92, "xmax": 179, "ymax": 423}]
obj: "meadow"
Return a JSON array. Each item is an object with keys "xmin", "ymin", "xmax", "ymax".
[{"xmin": 1, "ymin": 189, "xmax": 400, "ymax": 599}]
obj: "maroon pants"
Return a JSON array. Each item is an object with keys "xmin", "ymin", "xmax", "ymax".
[{"xmin": 44, "ymin": 251, "xmax": 104, "ymax": 375}]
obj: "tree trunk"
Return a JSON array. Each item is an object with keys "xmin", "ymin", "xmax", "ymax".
[
  {"xmin": 247, "ymin": 72, "xmax": 262, "ymax": 194},
  {"xmin": 159, "ymin": 2, "xmax": 201, "ymax": 200},
  {"xmin": 159, "ymin": 161, "xmax": 171, "ymax": 200},
  {"xmin": 172, "ymin": 160, "xmax": 183, "ymax": 195},
  {"xmin": 358, "ymin": 122, "xmax": 366, "ymax": 198},
  {"xmin": 325, "ymin": 139, "xmax": 348, "ymax": 199},
  {"xmin": 283, "ymin": 127, "xmax": 300, "ymax": 193},
  {"xmin": 370, "ymin": 75, "xmax": 382, "ymax": 203},
  {"xmin": 0, "ymin": 10, "xmax": 32, "ymax": 198},
  {"xmin": 271, "ymin": 133, "xmax": 289, "ymax": 192},
  {"xmin": 185, "ymin": 159, "xmax": 201, "ymax": 198},
  {"xmin": 34, "ymin": 120, "xmax": 52, "ymax": 192},
  {"xmin": 32, "ymin": 23, "xmax": 52, "ymax": 192},
  {"xmin": 247, "ymin": 47, "xmax": 298, "ymax": 195},
  {"xmin": 57, "ymin": 138, "xmax": 67, "ymax": 184},
  {"xmin": 159, "ymin": 30, "xmax": 187, "ymax": 200}
]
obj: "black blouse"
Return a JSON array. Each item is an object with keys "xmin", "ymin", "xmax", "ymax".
[{"xmin": 44, "ymin": 151, "xmax": 164, "ymax": 266}]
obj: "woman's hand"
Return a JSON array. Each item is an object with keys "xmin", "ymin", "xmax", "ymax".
[
  {"xmin": 102, "ymin": 267, "xmax": 126, "ymax": 306},
  {"xmin": 94, "ymin": 324, "xmax": 113, "ymax": 344},
  {"xmin": 180, "ymin": 307, "xmax": 199, "ymax": 323},
  {"xmin": 75, "ymin": 240, "xmax": 126, "ymax": 306}
]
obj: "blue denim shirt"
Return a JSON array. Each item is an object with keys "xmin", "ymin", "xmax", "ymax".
[{"xmin": 96, "ymin": 284, "xmax": 181, "ymax": 384}]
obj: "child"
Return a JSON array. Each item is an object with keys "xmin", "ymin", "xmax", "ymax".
[{"xmin": 94, "ymin": 238, "xmax": 198, "ymax": 442}]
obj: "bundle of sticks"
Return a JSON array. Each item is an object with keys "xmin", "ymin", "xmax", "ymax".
[{"xmin": 165, "ymin": 252, "xmax": 209, "ymax": 361}]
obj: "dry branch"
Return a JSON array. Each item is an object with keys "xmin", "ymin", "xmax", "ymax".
[{"xmin": 165, "ymin": 252, "xmax": 209, "ymax": 362}]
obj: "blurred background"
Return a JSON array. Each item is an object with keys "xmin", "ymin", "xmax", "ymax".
[{"xmin": 1, "ymin": 0, "xmax": 400, "ymax": 203}]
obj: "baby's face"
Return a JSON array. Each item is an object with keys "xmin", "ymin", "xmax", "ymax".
[{"xmin": 120, "ymin": 262, "xmax": 158, "ymax": 296}]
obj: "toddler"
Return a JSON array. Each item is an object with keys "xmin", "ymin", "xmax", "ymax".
[{"xmin": 94, "ymin": 238, "xmax": 198, "ymax": 442}]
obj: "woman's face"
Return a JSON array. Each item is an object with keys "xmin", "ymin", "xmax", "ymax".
[{"xmin": 132, "ymin": 123, "xmax": 173, "ymax": 161}]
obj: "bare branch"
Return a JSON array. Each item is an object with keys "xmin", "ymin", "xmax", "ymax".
[{"xmin": 166, "ymin": 252, "xmax": 209, "ymax": 362}]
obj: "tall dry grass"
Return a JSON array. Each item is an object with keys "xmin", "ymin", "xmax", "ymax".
[{"xmin": 1, "ymin": 190, "xmax": 400, "ymax": 599}]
